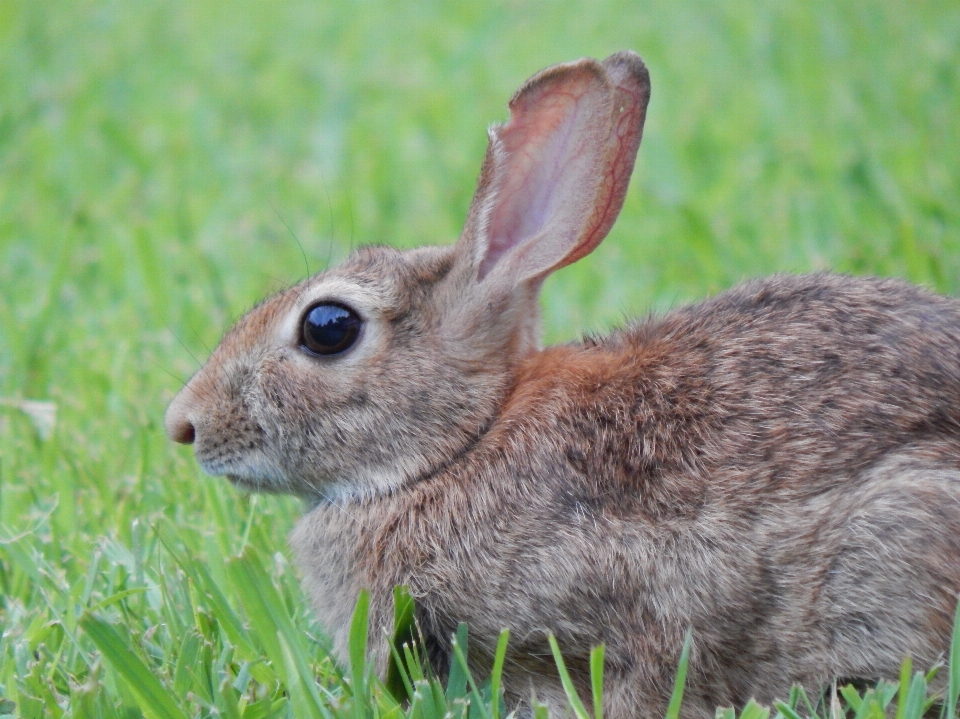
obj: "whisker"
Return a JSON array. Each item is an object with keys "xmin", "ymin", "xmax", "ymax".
[
  {"xmin": 152, "ymin": 359, "xmax": 190, "ymax": 389},
  {"xmin": 342, "ymin": 178, "xmax": 355, "ymax": 253},
  {"xmin": 322, "ymin": 180, "xmax": 336, "ymax": 272},
  {"xmin": 269, "ymin": 200, "xmax": 311, "ymax": 279},
  {"xmin": 188, "ymin": 324, "xmax": 213, "ymax": 356},
  {"xmin": 166, "ymin": 323, "xmax": 203, "ymax": 370}
]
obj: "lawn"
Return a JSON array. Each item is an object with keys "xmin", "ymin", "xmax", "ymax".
[{"xmin": 1, "ymin": 0, "xmax": 959, "ymax": 716}]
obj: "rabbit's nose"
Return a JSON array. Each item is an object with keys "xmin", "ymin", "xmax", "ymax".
[
  {"xmin": 165, "ymin": 392, "xmax": 197, "ymax": 444},
  {"xmin": 168, "ymin": 417, "xmax": 196, "ymax": 444}
]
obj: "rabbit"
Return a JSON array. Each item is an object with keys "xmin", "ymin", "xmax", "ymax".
[{"xmin": 165, "ymin": 50, "xmax": 960, "ymax": 719}]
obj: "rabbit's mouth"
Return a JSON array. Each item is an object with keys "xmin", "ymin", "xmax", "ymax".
[
  {"xmin": 195, "ymin": 448, "xmax": 289, "ymax": 493},
  {"xmin": 220, "ymin": 468, "xmax": 287, "ymax": 493}
]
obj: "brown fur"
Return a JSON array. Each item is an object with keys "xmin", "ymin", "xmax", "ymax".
[{"xmin": 166, "ymin": 52, "xmax": 960, "ymax": 718}]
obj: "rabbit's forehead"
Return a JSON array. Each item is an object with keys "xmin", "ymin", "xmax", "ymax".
[
  {"xmin": 294, "ymin": 274, "xmax": 399, "ymax": 317},
  {"xmin": 294, "ymin": 243, "xmax": 458, "ymax": 314}
]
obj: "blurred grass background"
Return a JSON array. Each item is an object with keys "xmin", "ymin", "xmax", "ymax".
[{"xmin": 0, "ymin": 0, "xmax": 958, "ymax": 715}]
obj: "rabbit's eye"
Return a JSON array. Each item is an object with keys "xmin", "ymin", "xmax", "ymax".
[{"xmin": 300, "ymin": 303, "xmax": 362, "ymax": 356}]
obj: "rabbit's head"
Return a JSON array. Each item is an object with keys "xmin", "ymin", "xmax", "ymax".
[{"xmin": 165, "ymin": 51, "xmax": 650, "ymax": 499}]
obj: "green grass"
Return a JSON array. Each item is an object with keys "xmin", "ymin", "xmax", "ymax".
[{"xmin": 1, "ymin": 0, "xmax": 959, "ymax": 716}]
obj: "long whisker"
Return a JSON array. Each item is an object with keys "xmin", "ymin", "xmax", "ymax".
[
  {"xmin": 322, "ymin": 180, "xmax": 336, "ymax": 272},
  {"xmin": 152, "ymin": 359, "xmax": 190, "ymax": 389},
  {"xmin": 341, "ymin": 176, "xmax": 355, "ymax": 253},
  {"xmin": 269, "ymin": 200, "xmax": 311, "ymax": 279},
  {"xmin": 166, "ymin": 323, "xmax": 203, "ymax": 370}
]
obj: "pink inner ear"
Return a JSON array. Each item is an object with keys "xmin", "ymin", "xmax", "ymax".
[
  {"xmin": 475, "ymin": 53, "xmax": 649, "ymax": 284},
  {"xmin": 559, "ymin": 71, "xmax": 649, "ymax": 270},
  {"xmin": 484, "ymin": 102, "xmax": 583, "ymax": 270},
  {"xmin": 479, "ymin": 77, "xmax": 600, "ymax": 279}
]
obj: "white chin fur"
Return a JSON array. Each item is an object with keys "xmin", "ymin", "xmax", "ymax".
[
  {"xmin": 202, "ymin": 450, "xmax": 426, "ymax": 502},
  {"xmin": 199, "ymin": 453, "xmax": 290, "ymax": 492}
]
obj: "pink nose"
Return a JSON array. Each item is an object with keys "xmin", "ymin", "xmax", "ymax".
[
  {"xmin": 167, "ymin": 416, "xmax": 196, "ymax": 444},
  {"xmin": 165, "ymin": 389, "xmax": 197, "ymax": 444}
]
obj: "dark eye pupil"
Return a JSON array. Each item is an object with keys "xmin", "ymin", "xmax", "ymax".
[{"xmin": 301, "ymin": 303, "xmax": 362, "ymax": 355}]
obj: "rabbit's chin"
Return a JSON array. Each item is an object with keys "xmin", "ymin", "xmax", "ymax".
[
  {"xmin": 224, "ymin": 473, "xmax": 285, "ymax": 493},
  {"xmin": 198, "ymin": 454, "xmax": 291, "ymax": 494}
]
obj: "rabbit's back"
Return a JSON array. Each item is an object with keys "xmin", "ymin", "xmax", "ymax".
[{"xmin": 622, "ymin": 271, "xmax": 960, "ymax": 501}]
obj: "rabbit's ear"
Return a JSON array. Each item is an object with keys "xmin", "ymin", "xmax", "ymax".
[{"xmin": 460, "ymin": 51, "xmax": 650, "ymax": 286}]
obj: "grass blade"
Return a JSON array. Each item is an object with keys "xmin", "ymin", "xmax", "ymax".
[
  {"xmin": 387, "ymin": 638, "xmax": 415, "ymax": 705},
  {"xmin": 839, "ymin": 685, "xmax": 863, "ymax": 713},
  {"xmin": 739, "ymin": 699, "xmax": 771, "ymax": 719},
  {"xmin": 590, "ymin": 644, "xmax": 605, "ymax": 719},
  {"xmin": 279, "ymin": 632, "xmax": 325, "ymax": 719},
  {"xmin": 451, "ymin": 630, "xmax": 491, "ymax": 719},
  {"xmin": 774, "ymin": 700, "xmax": 804, "ymax": 719},
  {"xmin": 446, "ymin": 623, "xmax": 469, "ymax": 701},
  {"xmin": 386, "ymin": 585, "xmax": 416, "ymax": 703},
  {"xmin": 896, "ymin": 657, "xmax": 914, "ymax": 719},
  {"xmin": 403, "ymin": 642, "xmax": 426, "ymax": 684},
  {"xmin": 533, "ymin": 698, "xmax": 551, "ymax": 719},
  {"xmin": 901, "ymin": 671, "xmax": 928, "ymax": 719},
  {"xmin": 80, "ymin": 613, "xmax": 190, "ymax": 719},
  {"xmin": 947, "ymin": 600, "xmax": 960, "ymax": 719},
  {"xmin": 157, "ymin": 523, "xmax": 255, "ymax": 657},
  {"xmin": 226, "ymin": 549, "xmax": 332, "ymax": 718},
  {"xmin": 547, "ymin": 634, "xmax": 590, "ymax": 719},
  {"xmin": 348, "ymin": 589, "xmax": 371, "ymax": 719},
  {"xmin": 664, "ymin": 630, "xmax": 693, "ymax": 719},
  {"xmin": 490, "ymin": 629, "xmax": 510, "ymax": 719}
]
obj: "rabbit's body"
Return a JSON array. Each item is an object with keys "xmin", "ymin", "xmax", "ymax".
[
  {"xmin": 291, "ymin": 271, "xmax": 960, "ymax": 717},
  {"xmin": 167, "ymin": 52, "xmax": 960, "ymax": 718}
]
